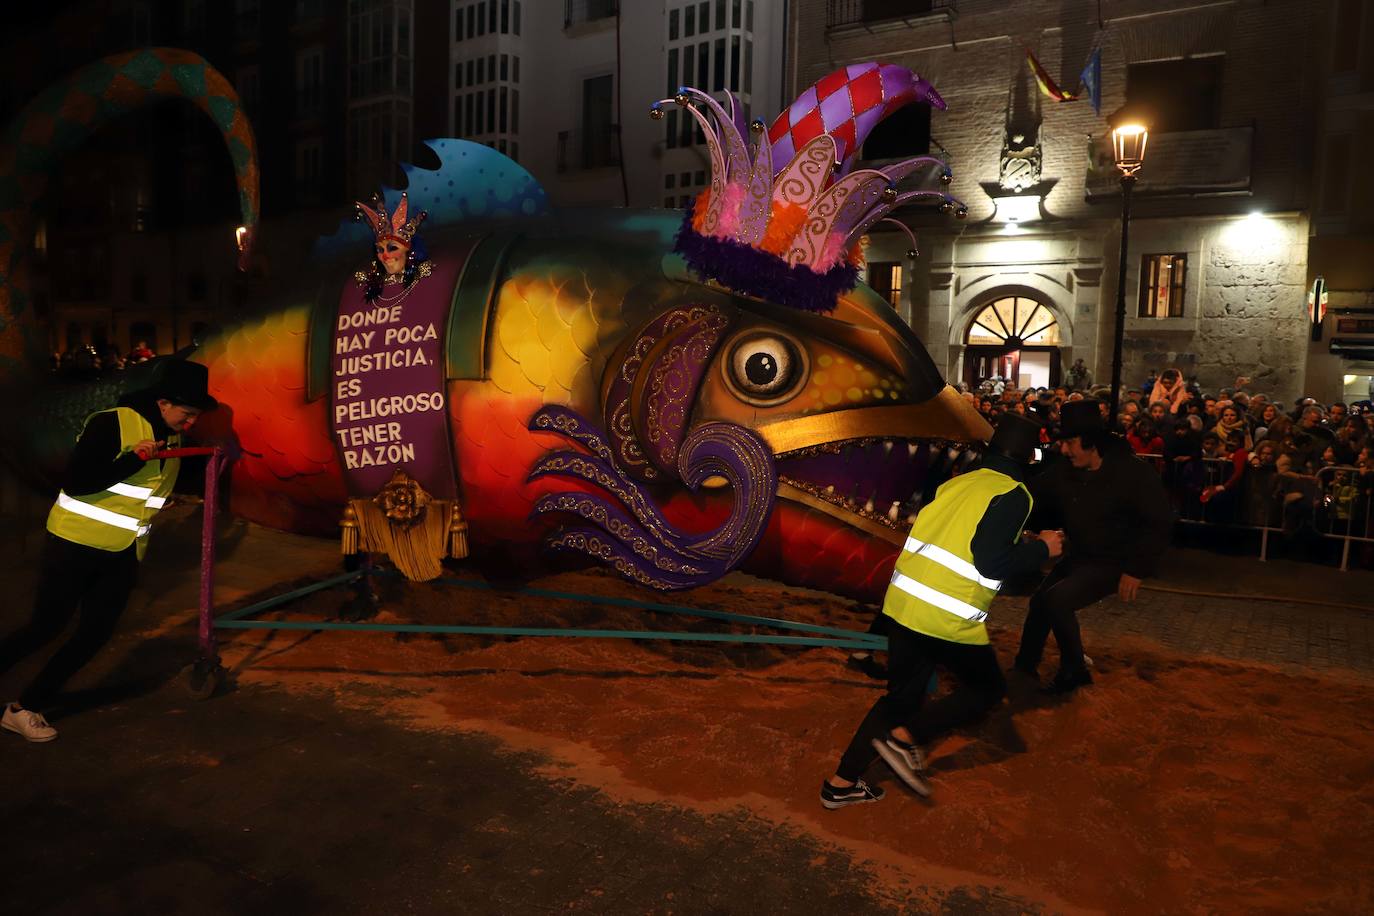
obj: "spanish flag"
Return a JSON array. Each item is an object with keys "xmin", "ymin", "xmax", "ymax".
[{"xmin": 1025, "ymin": 48, "xmax": 1078, "ymax": 103}]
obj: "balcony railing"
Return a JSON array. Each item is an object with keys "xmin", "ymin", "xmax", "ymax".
[
  {"xmin": 565, "ymin": 0, "xmax": 617, "ymax": 28},
  {"xmin": 1084, "ymin": 126, "xmax": 1253, "ymax": 200},
  {"xmin": 827, "ymin": 0, "xmax": 955, "ymax": 29},
  {"xmin": 557, "ymin": 126, "xmax": 621, "ymax": 173}
]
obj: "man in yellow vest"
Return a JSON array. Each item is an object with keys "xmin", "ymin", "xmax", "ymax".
[
  {"xmin": 0, "ymin": 360, "xmax": 217, "ymax": 742},
  {"xmin": 822, "ymin": 414, "xmax": 1062, "ymax": 807}
]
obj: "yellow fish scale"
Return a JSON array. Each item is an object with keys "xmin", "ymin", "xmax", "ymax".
[{"xmin": 488, "ymin": 265, "xmax": 624, "ymax": 408}]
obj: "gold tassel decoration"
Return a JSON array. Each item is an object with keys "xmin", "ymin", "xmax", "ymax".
[
  {"xmin": 448, "ymin": 501, "xmax": 469, "ymax": 560},
  {"xmin": 340, "ymin": 503, "xmax": 359, "ymax": 555}
]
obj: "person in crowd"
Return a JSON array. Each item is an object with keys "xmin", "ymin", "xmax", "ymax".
[
  {"xmin": 1334, "ymin": 417, "xmax": 1365, "ymax": 464},
  {"xmin": 0, "ymin": 361, "xmax": 217, "ymax": 742},
  {"xmin": 1014, "ymin": 401, "xmax": 1173, "ymax": 694},
  {"xmin": 821, "ymin": 415, "xmax": 1061, "ymax": 808},
  {"xmin": 1127, "ymin": 417, "xmax": 1165, "ymax": 458},
  {"xmin": 1273, "ymin": 454, "xmax": 1323, "ymax": 537},
  {"xmin": 1327, "ymin": 403, "xmax": 1347, "ymax": 431},
  {"xmin": 1141, "ymin": 368, "xmax": 1160, "ymax": 396},
  {"xmin": 1203, "ymin": 396, "xmax": 1219, "ymax": 420},
  {"xmin": 1201, "ymin": 431, "xmax": 1225, "ymax": 461},
  {"xmin": 1146, "ymin": 401, "xmax": 1175, "ymax": 435},
  {"xmin": 1067, "ymin": 358, "xmax": 1092, "ymax": 391},
  {"xmin": 1242, "ymin": 441, "xmax": 1281, "ymax": 528},
  {"xmin": 1164, "ymin": 419, "xmax": 1205, "ymax": 516},
  {"xmin": 1214, "ymin": 404, "xmax": 1253, "ymax": 453},
  {"xmin": 128, "ymin": 340, "xmax": 154, "ymax": 363},
  {"xmin": 1202, "ymin": 430, "xmax": 1251, "ymax": 521},
  {"xmin": 1254, "ymin": 403, "xmax": 1281, "ymax": 441},
  {"xmin": 1291, "ymin": 407, "xmax": 1334, "ymax": 469}
]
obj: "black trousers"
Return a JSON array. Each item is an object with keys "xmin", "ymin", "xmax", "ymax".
[
  {"xmin": 0, "ymin": 534, "xmax": 139, "ymax": 712},
  {"xmin": 836, "ymin": 624, "xmax": 1006, "ymax": 781},
  {"xmin": 1014, "ymin": 560, "xmax": 1121, "ymax": 678}
]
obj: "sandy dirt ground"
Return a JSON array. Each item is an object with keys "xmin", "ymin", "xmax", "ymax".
[{"xmin": 209, "ymin": 558, "xmax": 1374, "ymax": 915}]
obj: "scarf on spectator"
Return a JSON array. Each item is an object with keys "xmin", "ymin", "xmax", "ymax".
[
  {"xmin": 1215, "ymin": 414, "xmax": 1252, "ymax": 451},
  {"xmin": 1149, "ymin": 371, "xmax": 1189, "ymax": 413}
]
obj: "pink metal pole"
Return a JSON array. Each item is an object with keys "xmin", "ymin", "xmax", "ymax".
[
  {"xmin": 199, "ymin": 449, "xmax": 221, "ymax": 657},
  {"xmin": 152, "ymin": 446, "xmax": 222, "ymax": 659}
]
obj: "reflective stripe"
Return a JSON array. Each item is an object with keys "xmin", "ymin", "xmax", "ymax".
[
  {"xmin": 903, "ymin": 537, "xmax": 1003, "ymax": 590},
  {"xmin": 56, "ymin": 492, "xmax": 141, "ymax": 532},
  {"xmin": 890, "ymin": 571, "xmax": 988, "ymax": 622},
  {"xmin": 136, "ymin": 525, "xmax": 150, "ymax": 537},
  {"xmin": 145, "ymin": 496, "xmax": 167, "ymax": 509},
  {"xmin": 108, "ymin": 482, "xmax": 154, "ymax": 500}
]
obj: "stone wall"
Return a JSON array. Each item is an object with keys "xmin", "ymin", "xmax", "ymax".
[{"xmin": 791, "ymin": 0, "xmax": 1324, "ymax": 402}]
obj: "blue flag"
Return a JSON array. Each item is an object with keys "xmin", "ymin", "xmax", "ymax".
[{"xmin": 1080, "ymin": 47, "xmax": 1102, "ymax": 115}]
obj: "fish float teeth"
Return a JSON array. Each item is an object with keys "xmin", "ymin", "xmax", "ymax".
[
  {"xmin": 908, "ymin": 443, "xmax": 919, "ymax": 458},
  {"xmin": 888, "ymin": 501, "xmax": 901, "ymax": 522},
  {"xmin": 863, "ymin": 497, "xmax": 874, "ymax": 514},
  {"xmin": 883, "ymin": 441, "xmax": 894, "ymax": 456},
  {"xmin": 824, "ymin": 484, "xmax": 834, "ymax": 494}
]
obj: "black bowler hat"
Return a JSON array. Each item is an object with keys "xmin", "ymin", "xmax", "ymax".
[
  {"xmin": 1057, "ymin": 399, "xmax": 1106, "ymax": 439},
  {"xmin": 986, "ymin": 413, "xmax": 1042, "ymax": 464},
  {"xmin": 156, "ymin": 359, "xmax": 219, "ymax": 411}
]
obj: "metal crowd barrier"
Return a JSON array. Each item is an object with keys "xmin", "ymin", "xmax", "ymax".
[{"xmin": 1133, "ymin": 451, "xmax": 1372, "ymax": 570}]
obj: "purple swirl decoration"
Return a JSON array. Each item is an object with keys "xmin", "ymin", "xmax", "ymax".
[{"xmin": 528, "ymin": 405, "xmax": 777, "ymax": 590}]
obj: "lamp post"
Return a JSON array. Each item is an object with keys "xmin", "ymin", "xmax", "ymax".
[{"xmin": 1108, "ymin": 123, "xmax": 1148, "ymax": 424}]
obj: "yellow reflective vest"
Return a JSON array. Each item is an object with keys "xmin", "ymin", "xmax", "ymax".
[
  {"xmin": 46, "ymin": 407, "xmax": 181, "ymax": 561},
  {"xmin": 883, "ymin": 467, "xmax": 1032, "ymax": 646}
]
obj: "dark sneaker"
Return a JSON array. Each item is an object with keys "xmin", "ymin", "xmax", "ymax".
[
  {"xmin": 820, "ymin": 778, "xmax": 885, "ymax": 810},
  {"xmin": 846, "ymin": 653, "xmax": 888, "ymax": 681},
  {"xmin": 871, "ymin": 737, "xmax": 931, "ymax": 797},
  {"xmin": 1043, "ymin": 668, "xmax": 1094, "ymax": 695}
]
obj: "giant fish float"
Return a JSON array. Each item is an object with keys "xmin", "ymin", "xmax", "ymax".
[{"xmin": 0, "ymin": 49, "xmax": 991, "ymax": 604}]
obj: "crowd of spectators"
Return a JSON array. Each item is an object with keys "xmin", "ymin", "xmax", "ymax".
[
  {"xmin": 959, "ymin": 367, "xmax": 1374, "ymax": 564},
  {"xmin": 49, "ymin": 340, "xmax": 156, "ymax": 377}
]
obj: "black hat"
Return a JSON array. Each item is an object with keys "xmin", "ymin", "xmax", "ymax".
[
  {"xmin": 156, "ymin": 359, "xmax": 218, "ymax": 411},
  {"xmin": 1057, "ymin": 399, "xmax": 1106, "ymax": 439},
  {"xmin": 986, "ymin": 413, "xmax": 1042, "ymax": 464}
]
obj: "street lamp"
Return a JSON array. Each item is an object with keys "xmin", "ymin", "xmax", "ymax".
[{"xmin": 1108, "ymin": 123, "xmax": 1148, "ymax": 423}]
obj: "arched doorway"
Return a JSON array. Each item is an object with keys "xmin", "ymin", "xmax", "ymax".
[{"xmin": 962, "ymin": 296, "xmax": 1062, "ymax": 390}]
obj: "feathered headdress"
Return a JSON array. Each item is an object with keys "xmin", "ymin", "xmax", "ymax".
[
  {"xmin": 653, "ymin": 62, "xmax": 965, "ymax": 313},
  {"xmin": 355, "ymin": 189, "xmax": 427, "ymax": 246}
]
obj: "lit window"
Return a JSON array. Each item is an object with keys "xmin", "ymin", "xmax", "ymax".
[
  {"xmin": 867, "ymin": 262, "xmax": 904, "ymax": 308},
  {"xmin": 1138, "ymin": 254, "xmax": 1186, "ymax": 318}
]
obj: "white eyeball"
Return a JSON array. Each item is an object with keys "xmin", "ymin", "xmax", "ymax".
[{"xmin": 726, "ymin": 333, "xmax": 804, "ymax": 404}]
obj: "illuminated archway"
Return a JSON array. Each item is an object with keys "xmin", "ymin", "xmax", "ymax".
[
  {"xmin": 965, "ymin": 297, "xmax": 1061, "ymax": 347},
  {"xmin": 962, "ymin": 296, "xmax": 1062, "ymax": 390}
]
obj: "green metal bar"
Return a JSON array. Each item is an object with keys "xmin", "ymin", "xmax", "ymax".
[
  {"xmin": 214, "ymin": 617, "xmax": 881, "ymax": 649},
  {"xmin": 215, "ymin": 570, "xmax": 363, "ymax": 622},
  {"xmin": 404, "ymin": 575, "xmax": 887, "ymax": 647}
]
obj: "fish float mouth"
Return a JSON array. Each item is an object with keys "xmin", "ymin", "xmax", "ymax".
[{"xmin": 757, "ymin": 388, "xmax": 992, "ymax": 547}]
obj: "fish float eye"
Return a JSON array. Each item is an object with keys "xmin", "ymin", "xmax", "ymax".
[{"xmin": 724, "ymin": 332, "xmax": 806, "ymax": 405}]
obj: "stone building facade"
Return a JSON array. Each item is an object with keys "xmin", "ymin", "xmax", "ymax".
[{"xmin": 788, "ymin": 0, "xmax": 1332, "ymax": 402}]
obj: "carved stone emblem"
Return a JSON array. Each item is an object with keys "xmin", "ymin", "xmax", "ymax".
[{"xmin": 999, "ymin": 132, "xmax": 1042, "ymax": 193}]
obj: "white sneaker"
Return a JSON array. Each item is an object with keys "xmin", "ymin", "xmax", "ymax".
[{"xmin": 2, "ymin": 704, "xmax": 57, "ymax": 742}]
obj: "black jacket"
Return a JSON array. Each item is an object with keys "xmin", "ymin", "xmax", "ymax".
[
  {"xmin": 1027, "ymin": 439, "xmax": 1174, "ymax": 578},
  {"xmin": 966, "ymin": 452, "xmax": 1050, "ymax": 581},
  {"xmin": 62, "ymin": 393, "xmax": 173, "ymax": 496}
]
